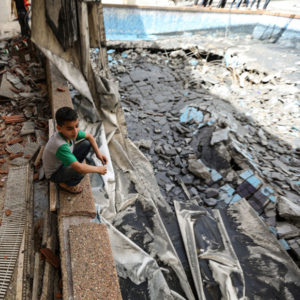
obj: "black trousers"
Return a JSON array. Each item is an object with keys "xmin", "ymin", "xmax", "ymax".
[{"xmin": 50, "ymin": 139, "xmax": 91, "ymax": 186}]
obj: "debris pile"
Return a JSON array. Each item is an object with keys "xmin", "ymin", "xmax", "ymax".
[
  {"xmin": 105, "ymin": 45, "xmax": 300, "ymax": 266},
  {"xmin": 0, "ymin": 38, "xmax": 54, "ymax": 299},
  {"xmin": 0, "ymin": 38, "xmax": 50, "ymax": 188}
]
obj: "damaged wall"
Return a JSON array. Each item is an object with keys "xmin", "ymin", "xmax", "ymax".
[{"xmin": 103, "ymin": 5, "xmax": 300, "ymax": 46}]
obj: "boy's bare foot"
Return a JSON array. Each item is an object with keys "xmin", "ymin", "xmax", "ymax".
[{"xmin": 59, "ymin": 183, "xmax": 83, "ymax": 194}]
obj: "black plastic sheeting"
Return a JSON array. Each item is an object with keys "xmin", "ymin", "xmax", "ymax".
[{"xmin": 175, "ymin": 199, "xmax": 300, "ymax": 300}]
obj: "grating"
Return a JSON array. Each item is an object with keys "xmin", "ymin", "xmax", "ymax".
[{"xmin": 0, "ymin": 165, "xmax": 30, "ymax": 299}]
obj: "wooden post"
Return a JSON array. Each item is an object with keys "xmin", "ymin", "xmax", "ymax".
[{"xmin": 78, "ymin": 0, "xmax": 90, "ymax": 79}]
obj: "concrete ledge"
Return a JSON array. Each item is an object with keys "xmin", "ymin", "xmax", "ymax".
[
  {"xmin": 59, "ymin": 175, "xmax": 96, "ymax": 219},
  {"xmin": 69, "ymin": 223, "xmax": 122, "ymax": 300},
  {"xmin": 58, "ymin": 216, "xmax": 93, "ymax": 300}
]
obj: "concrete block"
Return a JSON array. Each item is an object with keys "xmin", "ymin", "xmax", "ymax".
[
  {"xmin": 59, "ymin": 175, "xmax": 96, "ymax": 219},
  {"xmin": 69, "ymin": 223, "xmax": 122, "ymax": 300}
]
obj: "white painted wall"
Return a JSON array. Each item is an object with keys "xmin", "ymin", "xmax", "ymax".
[{"xmin": 0, "ymin": 0, "xmax": 12, "ymax": 22}]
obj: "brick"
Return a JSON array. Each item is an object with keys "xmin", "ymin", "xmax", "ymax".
[
  {"xmin": 56, "ymin": 87, "xmax": 65, "ymax": 92},
  {"xmin": 4, "ymin": 114, "xmax": 26, "ymax": 124},
  {"xmin": 10, "ymin": 152, "xmax": 23, "ymax": 159},
  {"xmin": 8, "ymin": 137, "xmax": 23, "ymax": 145},
  {"xmin": 40, "ymin": 248, "xmax": 60, "ymax": 269},
  {"xmin": 0, "ymin": 159, "xmax": 5, "ymax": 164},
  {"xmin": 5, "ymin": 209, "xmax": 11, "ymax": 216},
  {"xmin": 0, "ymin": 138, "xmax": 6, "ymax": 143},
  {"xmin": 0, "ymin": 169, "xmax": 8, "ymax": 174}
]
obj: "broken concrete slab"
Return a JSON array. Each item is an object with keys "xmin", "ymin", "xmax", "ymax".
[
  {"xmin": 210, "ymin": 128, "xmax": 230, "ymax": 145},
  {"xmin": 6, "ymin": 143, "xmax": 24, "ymax": 154},
  {"xmin": 188, "ymin": 159, "xmax": 211, "ymax": 182},
  {"xmin": 0, "ymin": 73, "xmax": 17, "ymax": 99},
  {"xmin": 278, "ymin": 197, "xmax": 300, "ymax": 222},
  {"xmin": 21, "ymin": 121, "xmax": 36, "ymax": 136},
  {"xmin": 276, "ymin": 222, "xmax": 300, "ymax": 240}
]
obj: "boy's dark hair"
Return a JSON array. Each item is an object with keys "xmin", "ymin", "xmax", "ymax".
[{"xmin": 55, "ymin": 107, "xmax": 78, "ymax": 126}]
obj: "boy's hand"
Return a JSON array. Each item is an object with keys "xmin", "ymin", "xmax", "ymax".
[
  {"xmin": 97, "ymin": 166, "xmax": 107, "ymax": 175},
  {"xmin": 97, "ymin": 153, "xmax": 108, "ymax": 165}
]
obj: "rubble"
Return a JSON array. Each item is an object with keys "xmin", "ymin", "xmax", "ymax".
[
  {"xmin": 278, "ymin": 197, "xmax": 300, "ymax": 221},
  {"xmin": 106, "ymin": 42, "xmax": 300, "ymax": 269}
]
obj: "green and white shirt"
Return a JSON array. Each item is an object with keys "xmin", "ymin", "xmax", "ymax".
[{"xmin": 42, "ymin": 130, "xmax": 86, "ymax": 179}]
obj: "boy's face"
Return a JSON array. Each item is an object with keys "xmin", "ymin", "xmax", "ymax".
[{"xmin": 57, "ymin": 119, "xmax": 79, "ymax": 140}]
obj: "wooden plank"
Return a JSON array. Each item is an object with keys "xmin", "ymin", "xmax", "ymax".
[
  {"xmin": 31, "ymin": 252, "xmax": 41, "ymax": 300},
  {"xmin": 78, "ymin": 1, "xmax": 90, "ymax": 79},
  {"xmin": 15, "ymin": 233, "xmax": 25, "ymax": 300},
  {"xmin": 40, "ymin": 213, "xmax": 58, "ymax": 300},
  {"xmin": 34, "ymin": 145, "xmax": 45, "ymax": 168},
  {"xmin": 48, "ymin": 119, "xmax": 58, "ymax": 212}
]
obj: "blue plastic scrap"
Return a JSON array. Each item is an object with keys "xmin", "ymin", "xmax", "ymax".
[
  {"xmin": 107, "ymin": 49, "xmax": 116, "ymax": 54},
  {"xmin": 279, "ymin": 239, "xmax": 291, "ymax": 251},
  {"xmin": 108, "ymin": 55, "xmax": 113, "ymax": 61},
  {"xmin": 121, "ymin": 52, "xmax": 128, "ymax": 58},
  {"xmin": 180, "ymin": 107, "xmax": 204, "ymax": 124},
  {"xmin": 240, "ymin": 169, "xmax": 254, "ymax": 180},
  {"xmin": 207, "ymin": 119, "xmax": 216, "ymax": 126}
]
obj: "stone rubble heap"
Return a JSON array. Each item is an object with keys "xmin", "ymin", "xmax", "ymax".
[
  {"xmin": 0, "ymin": 38, "xmax": 50, "ymax": 191},
  {"xmin": 101, "ymin": 45, "xmax": 300, "ymax": 265}
]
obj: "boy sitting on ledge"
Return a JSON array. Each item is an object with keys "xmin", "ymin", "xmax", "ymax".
[{"xmin": 43, "ymin": 106, "xmax": 107, "ymax": 194}]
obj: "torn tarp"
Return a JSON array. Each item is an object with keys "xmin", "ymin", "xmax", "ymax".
[{"xmin": 175, "ymin": 199, "xmax": 300, "ymax": 300}]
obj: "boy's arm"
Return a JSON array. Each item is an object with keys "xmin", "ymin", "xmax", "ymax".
[
  {"xmin": 85, "ymin": 132, "xmax": 108, "ymax": 165},
  {"xmin": 70, "ymin": 160, "xmax": 107, "ymax": 175}
]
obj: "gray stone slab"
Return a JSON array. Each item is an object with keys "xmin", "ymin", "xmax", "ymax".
[
  {"xmin": 6, "ymin": 143, "xmax": 24, "ymax": 154},
  {"xmin": 21, "ymin": 121, "xmax": 36, "ymax": 136}
]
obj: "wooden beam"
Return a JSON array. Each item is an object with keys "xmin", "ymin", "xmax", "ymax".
[
  {"xmin": 78, "ymin": 1, "xmax": 90, "ymax": 79},
  {"xmin": 15, "ymin": 233, "xmax": 25, "ymax": 300},
  {"xmin": 48, "ymin": 119, "xmax": 58, "ymax": 212},
  {"xmin": 31, "ymin": 252, "xmax": 41, "ymax": 300}
]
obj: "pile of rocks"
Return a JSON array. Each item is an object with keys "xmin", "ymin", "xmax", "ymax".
[{"xmin": 106, "ymin": 45, "xmax": 300, "ymax": 265}]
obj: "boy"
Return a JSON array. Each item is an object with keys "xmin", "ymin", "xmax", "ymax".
[{"xmin": 43, "ymin": 107, "xmax": 107, "ymax": 194}]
